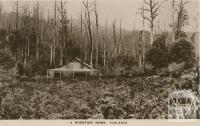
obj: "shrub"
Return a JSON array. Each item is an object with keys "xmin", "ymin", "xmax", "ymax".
[
  {"xmin": 0, "ymin": 48, "xmax": 15, "ymax": 69},
  {"xmin": 23, "ymin": 62, "xmax": 34, "ymax": 76},
  {"xmin": 168, "ymin": 62, "xmax": 185, "ymax": 78},
  {"xmin": 145, "ymin": 47, "xmax": 169, "ymax": 69},
  {"xmin": 131, "ymin": 65, "xmax": 143, "ymax": 74},
  {"xmin": 168, "ymin": 62, "xmax": 185, "ymax": 72},
  {"xmin": 145, "ymin": 33, "xmax": 169, "ymax": 70},
  {"xmin": 144, "ymin": 64, "xmax": 154, "ymax": 73},
  {"xmin": 112, "ymin": 65, "xmax": 125, "ymax": 75},
  {"xmin": 169, "ymin": 38, "xmax": 197, "ymax": 69}
]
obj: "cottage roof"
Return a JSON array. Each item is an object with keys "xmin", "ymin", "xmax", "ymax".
[{"xmin": 72, "ymin": 58, "xmax": 93, "ymax": 69}]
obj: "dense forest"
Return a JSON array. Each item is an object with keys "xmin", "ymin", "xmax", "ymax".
[{"xmin": 0, "ymin": 0, "xmax": 198, "ymax": 76}]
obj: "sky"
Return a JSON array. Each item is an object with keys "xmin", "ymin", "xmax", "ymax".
[{"xmin": 1, "ymin": 0, "xmax": 199, "ymax": 32}]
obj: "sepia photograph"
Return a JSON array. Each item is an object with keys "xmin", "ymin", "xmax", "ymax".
[{"xmin": 0, "ymin": 0, "xmax": 199, "ymax": 123}]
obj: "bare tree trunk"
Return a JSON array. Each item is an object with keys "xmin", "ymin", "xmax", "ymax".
[
  {"xmin": 132, "ymin": 21, "xmax": 135, "ymax": 57},
  {"xmin": 94, "ymin": 0, "xmax": 99, "ymax": 68},
  {"xmin": 83, "ymin": 0, "xmax": 94, "ymax": 67},
  {"xmin": 103, "ymin": 44, "xmax": 106, "ymax": 67},
  {"xmin": 50, "ymin": 43, "xmax": 53, "ymax": 66},
  {"xmin": 104, "ymin": 17, "xmax": 108, "ymax": 69},
  {"xmin": 70, "ymin": 16, "xmax": 73, "ymax": 46},
  {"xmin": 150, "ymin": 25, "xmax": 154, "ymax": 45},
  {"xmin": 58, "ymin": 1, "xmax": 68, "ymax": 66},
  {"xmin": 60, "ymin": 46, "xmax": 63, "ymax": 66},
  {"xmin": 138, "ymin": 0, "xmax": 145, "ymax": 67},
  {"xmin": 49, "ymin": 9, "xmax": 53, "ymax": 66},
  {"xmin": 27, "ymin": 37, "xmax": 29, "ymax": 57},
  {"xmin": 40, "ymin": 13, "xmax": 44, "ymax": 50},
  {"xmin": 59, "ymin": 1, "xmax": 64, "ymax": 66},
  {"xmin": 83, "ymin": 15, "xmax": 89, "ymax": 62},
  {"xmin": 88, "ymin": 17, "xmax": 93, "ymax": 67},
  {"xmin": 172, "ymin": 0, "xmax": 175, "ymax": 43},
  {"xmin": 22, "ymin": 3, "xmax": 30, "ymax": 67},
  {"xmin": 53, "ymin": 1, "xmax": 57, "ymax": 66},
  {"xmin": 139, "ymin": 0, "xmax": 166, "ymax": 46},
  {"xmin": 35, "ymin": 1, "xmax": 40, "ymax": 62},
  {"xmin": 196, "ymin": 66, "xmax": 199, "ymax": 94},
  {"xmin": 80, "ymin": 8, "xmax": 84, "ymax": 68},
  {"xmin": 112, "ymin": 20, "xmax": 117, "ymax": 64},
  {"xmin": 36, "ymin": 35, "xmax": 39, "ymax": 62},
  {"xmin": 138, "ymin": 31, "xmax": 143, "ymax": 69},
  {"xmin": 119, "ymin": 19, "xmax": 122, "ymax": 55},
  {"xmin": 15, "ymin": 0, "xmax": 19, "ymax": 60},
  {"xmin": 0, "ymin": 3, "xmax": 2, "ymax": 29},
  {"xmin": 24, "ymin": 37, "xmax": 28, "ymax": 66},
  {"xmin": 16, "ymin": 0, "xmax": 19, "ymax": 31}
]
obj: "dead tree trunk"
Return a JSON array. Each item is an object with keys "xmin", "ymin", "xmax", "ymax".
[
  {"xmin": 172, "ymin": 0, "xmax": 175, "ymax": 43},
  {"xmin": 59, "ymin": 1, "xmax": 64, "ymax": 66},
  {"xmin": 94, "ymin": 0, "xmax": 99, "ymax": 68},
  {"xmin": 112, "ymin": 20, "xmax": 117, "ymax": 64},
  {"xmin": 16, "ymin": 0, "xmax": 19, "ymax": 32},
  {"xmin": 139, "ymin": 0, "xmax": 166, "ymax": 45},
  {"xmin": 70, "ymin": 16, "xmax": 73, "ymax": 45},
  {"xmin": 132, "ymin": 21, "xmax": 135, "ymax": 57},
  {"xmin": 105, "ymin": 17, "xmax": 108, "ymax": 72},
  {"xmin": 53, "ymin": 1, "xmax": 57, "ymax": 66},
  {"xmin": 83, "ymin": 15, "xmax": 89, "ymax": 62},
  {"xmin": 80, "ymin": 7, "xmax": 84, "ymax": 68},
  {"xmin": 137, "ymin": 0, "xmax": 146, "ymax": 66},
  {"xmin": 119, "ymin": 19, "xmax": 122, "ymax": 55},
  {"xmin": 15, "ymin": 0, "xmax": 19, "ymax": 60},
  {"xmin": 35, "ymin": 1, "xmax": 40, "ymax": 62},
  {"xmin": 83, "ymin": 0, "xmax": 94, "ymax": 67},
  {"xmin": 58, "ymin": 1, "xmax": 68, "ymax": 66}
]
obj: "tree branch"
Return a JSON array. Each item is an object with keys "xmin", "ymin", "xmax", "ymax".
[{"xmin": 144, "ymin": 16, "xmax": 152, "ymax": 23}]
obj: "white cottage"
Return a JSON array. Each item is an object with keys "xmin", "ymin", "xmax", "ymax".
[{"xmin": 47, "ymin": 58, "xmax": 99, "ymax": 78}]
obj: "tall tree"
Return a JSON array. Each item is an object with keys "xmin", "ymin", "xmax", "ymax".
[
  {"xmin": 14, "ymin": 0, "xmax": 20, "ymax": 60},
  {"xmin": 21, "ymin": 2, "xmax": 30, "ymax": 66},
  {"xmin": 33, "ymin": 1, "xmax": 40, "ymax": 62},
  {"xmin": 80, "ymin": 6, "xmax": 85, "ymax": 68},
  {"xmin": 70, "ymin": 16, "xmax": 73, "ymax": 45},
  {"xmin": 102, "ymin": 17, "xmax": 108, "ymax": 69},
  {"xmin": 171, "ymin": 0, "xmax": 189, "ymax": 40},
  {"xmin": 0, "ymin": 2, "xmax": 2, "ymax": 29},
  {"xmin": 83, "ymin": 0, "xmax": 94, "ymax": 67},
  {"xmin": 139, "ymin": 0, "xmax": 166, "ymax": 45},
  {"xmin": 112, "ymin": 20, "xmax": 117, "ymax": 61},
  {"xmin": 137, "ymin": 31, "xmax": 144, "ymax": 68},
  {"xmin": 137, "ymin": 1, "xmax": 145, "ymax": 66},
  {"xmin": 50, "ymin": 1, "xmax": 57, "ymax": 66},
  {"xmin": 132, "ymin": 21, "xmax": 135, "ymax": 57},
  {"xmin": 171, "ymin": 0, "xmax": 176, "ymax": 43},
  {"xmin": 104, "ymin": 17, "xmax": 108, "ymax": 71},
  {"xmin": 53, "ymin": 1, "xmax": 57, "ymax": 66},
  {"xmin": 119, "ymin": 18, "xmax": 122, "ymax": 55},
  {"xmin": 94, "ymin": 0, "xmax": 99, "ymax": 68},
  {"xmin": 49, "ymin": 12, "xmax": 54, "ymax": 66},
  {"xmin": 15, "ymin": 0, "xmax": 19, "ymax": 31},
  {"xmin": 57, "ymin": 1, "xmax": 69, "ymax": 66}
]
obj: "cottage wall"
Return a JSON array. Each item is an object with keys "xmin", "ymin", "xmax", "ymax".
[
  {"xmin": 68, "ymin": 62, "xmax": 82, "ymax": 69},
  {"xmin": 67, "ymin": 61, "xmax": 91, "ymax": 69}
]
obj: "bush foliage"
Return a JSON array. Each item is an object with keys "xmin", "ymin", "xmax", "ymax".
[
  {"xmin": 0, "ymin": 77, "xmax": 198, "ymax": 119},
  {"xmin": 146, "ymin": 35, "xmax": 197, "ymax": 71},
  {"xmin": 169, "ymin": 39, "xmax": 197, "ymax": 69}
]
